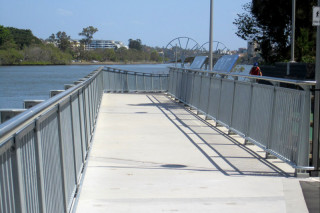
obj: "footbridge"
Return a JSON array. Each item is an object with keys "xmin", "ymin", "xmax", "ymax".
[{"xmin": 0, "ymin": 66, "xmax": 319, "ymax": 213}]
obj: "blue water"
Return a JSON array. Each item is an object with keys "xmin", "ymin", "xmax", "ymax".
[{"xmin": 0, "ymin": 64, "xmax": 170, "ymax": 109}]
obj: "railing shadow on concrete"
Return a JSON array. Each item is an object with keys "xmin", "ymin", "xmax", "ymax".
[
  {"xmin": 130, "ymin": 94, "xmax": 294, "ymax": 177},
  {"xmin": 0, "ymin": 67, "xmax": 104, "ymax": 213},
  {"xmin": 167, "ymin": 67, "xmax": 317, "ymax": 175}
]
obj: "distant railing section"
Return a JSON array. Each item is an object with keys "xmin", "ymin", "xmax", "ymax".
[
  {"xmin": 0, "ymin": 67, "xmax": 104, "ymax": 213},
  {"xmin": 168, "ymin": 67, "xmax": 315, "ymax": 170},
  {"xmin": 103, "ymin": 67, "xmax": 169, "ymax": 92}
]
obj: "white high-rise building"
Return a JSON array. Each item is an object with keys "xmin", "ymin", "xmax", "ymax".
[{"xmin": 86, "ymin": 40, "xmax": 128, "ymax": 50}]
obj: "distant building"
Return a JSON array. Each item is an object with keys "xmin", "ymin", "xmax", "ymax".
[
  {"xmin": 85, "ymin": 40, "xmax": 128, "ymax": 50},
  {"xmin": 70, "ymin": 40, "xmax": 81, "ymax": 49},
  {"xmin": 238, "ymin": 48, "xmax": 247, "ymax": 54}
]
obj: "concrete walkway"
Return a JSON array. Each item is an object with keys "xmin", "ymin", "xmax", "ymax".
[{"xmin": 75, "ymin": 93, "xmax": 312, "ymax": 213}]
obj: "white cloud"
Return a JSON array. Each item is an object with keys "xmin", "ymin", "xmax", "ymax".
[{"xmin": 57, "ymin": 8, "xmax": 73, "ymax": 16}]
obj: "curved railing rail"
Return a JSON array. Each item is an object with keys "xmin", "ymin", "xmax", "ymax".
[
  {"xmin": 0, "ymin": 67, "xmax": 104, "ymax": 213},
  {"xmin": 168, "ymin": 67, "xmax": 316, "ymax": 171},
  {"xmin": 103, "ymin": 67, "xmax": 169, "ymax": 92}
]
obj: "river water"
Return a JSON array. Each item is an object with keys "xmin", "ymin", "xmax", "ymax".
[{"xmin": 0, "ymin": 64, "xmax": 170, "ymax": 109}]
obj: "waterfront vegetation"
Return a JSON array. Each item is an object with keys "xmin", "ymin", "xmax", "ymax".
[
  {"xmin": 234, "ymin": 0, "xmax": 317, "ymax": 63},
  {"xmin": 0, "ymin": 25, "xmax": 163, "ymax": 65}
]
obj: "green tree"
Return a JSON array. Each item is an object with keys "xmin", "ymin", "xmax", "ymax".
[
  {"xmin": 23, "ymin": 44, "xmax": 72, "ymax": 65},
  {"xmin": 7, "ymin": 27, "xmax": 42, "ymax": 49},
  {"xmin": 0, "ymin": 25, "xmax": 14, "ymax": 48},
  {"xmin": 128, "ymin": 39, "xmax": 142, "ymax": 51},
  {"xmin": 0, "ymin": 48, "xmax": 23, "ymax": 65},
  {"xmin": 47, "ymin": 33, "xmax": 56, "ymax": 43},
  {"xmin": 56, "ymin": 31, "xmax": 71, "ymax": 52},
  {"xmin": 104, "ymin": 48, "xmax": 116, "ymax": 61},
  {"xmin": 150, "ymin": 50, "xmax": 160, "ymax": 61},
  {"xmin": 116, "ymin": 47, "xmax": 129, "ymax": 62},
  {"xmin": 79, "ymin": 26, "xmax": 98, "ymax": 45},
  {"xmin": 233, "ymin": 0, "xmax": 317, "ymax": 63}
]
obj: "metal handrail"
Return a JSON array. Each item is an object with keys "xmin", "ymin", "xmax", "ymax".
[
  {"xmin": 0, "ymin": 66, "xmax": 104, "ymax": 213},
  {"xmin": 0, "ymin": 67, "xmax": 103, "ymax": 144},
  {"xmin": 103, "ymin": 66, "xmax": 169, "ymax": 93},
  {"xmin": 170, "ymin": 66, "xmax": 316, "ymax": 86},
  {"xmin": 104, "ymin": 67, "xmax": 169, "ymax": 77},
  {"xmin": 168, "ymin": 66, "xmax": 314, "ymax": 172}
]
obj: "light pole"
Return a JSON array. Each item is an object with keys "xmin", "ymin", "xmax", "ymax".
[
  {"xmin": 287, "ymin": 0, "xmax": 296, "ymax": 76},
  {"xmin": 209, "ymin": 0, "xmax": 214, "ymax": 70},
  {"xmin": 291, "ymin": 0, "xmax": 296, "ymax": 62},
  {"xmin": 313, "ymin": 0, "xmax": 320, "ymax": 176}
]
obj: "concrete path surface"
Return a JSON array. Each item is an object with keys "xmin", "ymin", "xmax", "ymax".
[{"xmin": 75, "ymin": 93, "xmax": 314, "ymax": 213}]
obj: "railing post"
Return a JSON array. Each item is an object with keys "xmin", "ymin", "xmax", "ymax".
[
  {"xmin": 228, "ymin": 80, "xmax": 237, "ymax": 134},
  {"xmin": 216, "ymin": 78, "xmax": 223, "ymax": 126},
  {"xmin": 135, "ymin": 72, "xmax": 138, "ymax": 92},
  {"xmin": 205, "ymin": 73, "xmax": 213, "ymax": 120},
  {"xmin": 143, "ymin": 73, "xmax": 146, "ymax": 91},
  {"xmin": 35, "ymin": 120, "xmax": 47, "ymax": 213},
  {"xmin": 197, "ymin": 72, "xmax": 203, "ymax": 115},
  {"xmin": 11, "ymin": 136, "xmax": 26, "ymax": 213},
  {"xmin": 244, "ymin": 82, "xmax": 254, "ymax": 144},
  {"xmin": 151, "ymin": 74, "xmax": 154, "ymax": 91},
  {"xmin": 69, "ymin": 96, "xmax": 78, "ymax": 185},
  {"xmin": 57, "ymin": 104, "xmax": 68, "ymax": 213},
  {"xmin": 297, "ymin": 87, "xmax": 312, "ymax": 170},
  {"xmin": 266, "ymin": 86, "xmax": 277, "ymax": 156}
]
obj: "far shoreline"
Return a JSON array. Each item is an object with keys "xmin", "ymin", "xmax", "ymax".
[{"xmin": 0, "ymin": 61, "xmax": 165, "ymax": 66}]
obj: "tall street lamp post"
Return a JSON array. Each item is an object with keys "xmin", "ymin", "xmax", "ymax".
[
  {"xmin": 313, "ymin": 0, "xmax": 320, "ymax": 176},
  {"xmin": 287, "ymin": 0, "xmax": 296, "ymax": 75},
  {"xmin": 291, "ymin": 0, "xmax": 296, "ymax": 62},
  {"xmin": 209, "ymin": 0, "xmax": 214, "ymax": 70}
]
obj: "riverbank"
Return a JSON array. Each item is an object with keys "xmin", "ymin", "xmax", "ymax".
[
  {"xmin": 0, "ymin": 61, "xmax": 163, "ymax": 66},
  {"xmin": 71, "ymin": 61, "xmax": 162, "ymax": 65}
]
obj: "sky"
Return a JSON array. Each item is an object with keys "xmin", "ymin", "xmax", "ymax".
[{"xmin": 0, "ymin": 0, "xmax": 250, "ymax": 50}]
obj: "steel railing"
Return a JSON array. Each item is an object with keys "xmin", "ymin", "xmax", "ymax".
[
  {"xmin": 0, "ymin": 67, "xmax": 104, "ymax": 213},
  {"xmin": 168, "ymin": 67, "xmax": 316, "ymax": 171},
  {"xmin": 0, "ymin": 64, "xmax": 316, "ymax": 212},
  {"xmin": 103, "ymin": 67, "xmax": 169, "ymax": 92}
]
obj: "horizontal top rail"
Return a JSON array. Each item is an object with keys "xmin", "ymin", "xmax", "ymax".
[
  {"xmin": 0, "ymin": 66, "xmax": 104, "ymax": 144},
  {"xmin": 104, "ymin": 66, "xmax": 169, "ymax": 77},
  {"xmin": 170, "ymin": 66, "xmax": 316, "ymax": 87}
]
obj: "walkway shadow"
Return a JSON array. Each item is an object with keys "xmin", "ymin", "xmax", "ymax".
[{"xmin": 130, "ymin": 94, "xmax": 294, "ymax": 178}]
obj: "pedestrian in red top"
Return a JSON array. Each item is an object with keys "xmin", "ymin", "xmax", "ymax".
[{"xmin": 249, "ymin": 62, "xmax": 262, "ymax": 76}]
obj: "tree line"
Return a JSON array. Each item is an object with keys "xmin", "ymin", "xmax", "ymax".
[
  {"xmin": 0, "ymin": 25, "xmax": 163, "ymax": 65},
  {"xmin": 233, "ymin": 0, "xmax": 317, "ymax": 64}
]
